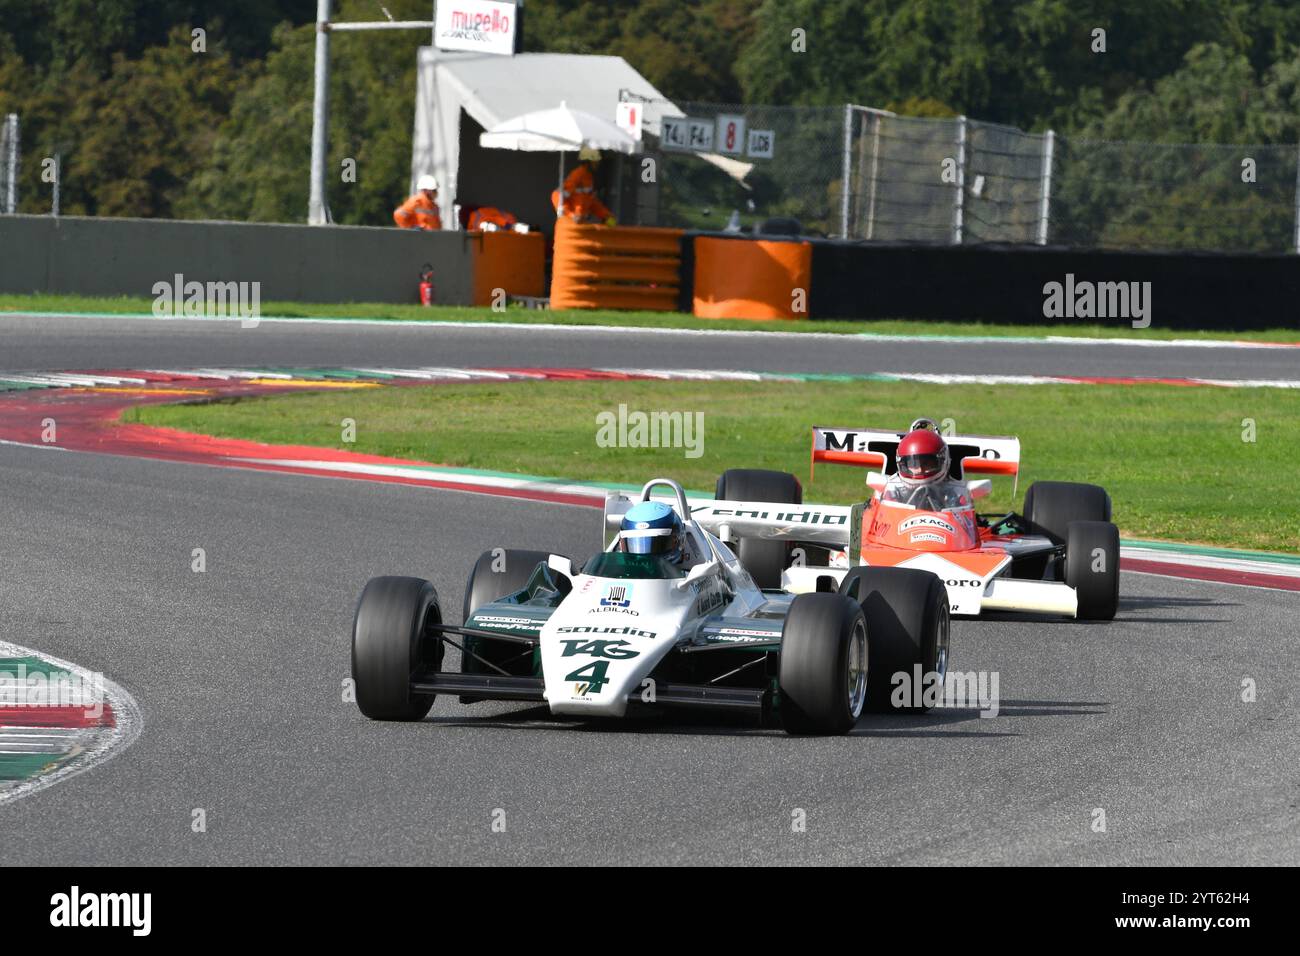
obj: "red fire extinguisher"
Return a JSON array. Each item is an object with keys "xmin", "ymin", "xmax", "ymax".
[{"xmin": 418, "ymin": 263, "xmax": 435, "ymax": 306}]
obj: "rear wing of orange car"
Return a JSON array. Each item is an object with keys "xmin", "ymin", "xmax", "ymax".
[{"xmin": 810, "ymin": 425, "xmax": 1021, "ymax": 494}]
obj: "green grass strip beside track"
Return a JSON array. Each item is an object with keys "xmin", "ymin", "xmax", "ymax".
[
  {"xmin": 3, "ymin": 293, "xmax": 1299, "ymax": 343},
  {"xmin": 126, "ymin": 377, "xmax": 1300, "ymax": 554}
]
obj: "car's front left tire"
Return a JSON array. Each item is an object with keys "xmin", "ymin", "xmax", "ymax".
[
  {"xmin": 351, "ymin": 576, "xmax": 443, "ymax": 721},
  {"xmin": 778, "ymin": 592, "xmax": 868, "ymax": 735}
]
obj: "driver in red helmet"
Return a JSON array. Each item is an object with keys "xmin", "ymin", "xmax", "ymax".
[{"xmin": 882, "ymin": 419, "xmax": 972, "ymax": 511}]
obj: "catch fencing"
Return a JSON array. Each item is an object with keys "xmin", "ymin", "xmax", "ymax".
[{"xmin": 653, "ymin": 102, "xmax": 1300, "ymax": 254}]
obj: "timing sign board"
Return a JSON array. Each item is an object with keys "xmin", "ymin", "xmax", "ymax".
[
  {"xmin": 747, "ymin": 129, "xmax": 776, "ymax": 159},
  {"xmin": 715, "ymin": 114, "xmax": 747, "ymax": 156},
  {"xmin": 661, "ymin": 117, "xmax": 689, "ymax": 151}
]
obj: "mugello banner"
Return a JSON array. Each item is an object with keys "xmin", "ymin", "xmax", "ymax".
[{"xmin": 435, "ymin": 0, "xmax": 517, "ymax": 56}]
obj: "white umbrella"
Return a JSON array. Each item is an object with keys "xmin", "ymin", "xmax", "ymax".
[{"xmin": 480, "ymin": 102, "xmax": 641, "ymax": 206}]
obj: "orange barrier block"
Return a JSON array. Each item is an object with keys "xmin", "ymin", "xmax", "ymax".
[
  {"xmin": 551, "ymin": 219, "xmax": 683, "ymax": 312},
  {"xmin": 693, "ymin": 237, "xmax": 813, "ymax": 321},
  {"xmin": 471, "ymin": 230, "xmax": 546, "ymax": 307}
]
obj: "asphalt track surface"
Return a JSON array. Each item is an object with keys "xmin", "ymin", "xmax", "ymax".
[
  {"xmin": 1, "ymin": 315, "xmax": 1297, "ymax": 865},
  {"xmin": 1, "ymin": 441, "xmax": 1298, "ymax": 865},
  {"xmin": 3, "ymin": 312, "xmax": 1299, "ymax": 380}
]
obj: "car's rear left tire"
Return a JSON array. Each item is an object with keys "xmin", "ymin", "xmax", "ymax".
[
  {"xmin": 839, "ymin": 567, "xmax": 949, "ymax": 713},
  {"xmin": 351, "ymin": 576, "xmax": 442, "ymax": 721},
  {"xmin": 778, "ymin": 593, "xmax": 868, "ymax": 735},
  {"xmin": 1024, "ymin": 480, "xmax": 1112, "ymax": 544}
]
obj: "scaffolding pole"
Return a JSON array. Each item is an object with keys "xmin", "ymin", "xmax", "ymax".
[
  {"xmin": 308, "ymin": 0, "xmax": 333, "ymax": 225},
  {"xmin": 307, "ymin": 1, "xmax": 437, "ymax": 225}
]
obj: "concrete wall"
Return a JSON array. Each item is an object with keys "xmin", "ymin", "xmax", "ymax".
[
  {"xmin": 804, "ymin": 240, "xmax": 1300, "ymax": 330},
  {"xmin": 0, "ymin": 215, "xmax": 478, "ymax": 306},
  {"xmin": 680, "ymin": 231, "xmax": 1300, "ymax": 330}
]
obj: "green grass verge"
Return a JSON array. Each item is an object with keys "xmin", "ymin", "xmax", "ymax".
[
  {"xmin": 2, "ymin": 292, "xmax": 1296, "ymax": 341},
  {"xmin": 124, "ymin": 378, "xmax": 1300, "ymax": 553}
]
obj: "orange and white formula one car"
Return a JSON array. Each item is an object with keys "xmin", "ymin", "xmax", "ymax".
[{"xmin": 690, "ymin": 418, "xmax": 1119, "ymax": 621}]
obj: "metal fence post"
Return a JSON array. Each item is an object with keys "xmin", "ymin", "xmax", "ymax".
[
  {"xmin": 1293, "ymin": 143, "xmax": 1300, "ymax": 253},
  {"xmin": 1037, "ymin": 129, "xmax": 1055, "ymax": 246},
  {"xmin": 952, "ymin": 115, "xmax": 967, "ymax": 244},
  {"xmin": 866, "ymin": 113, "xmax": 882, "ymax": 240},
  {"xmin": 840, "ymin": 104, "xmax": 853, "ymax": 238},
  {"xmin": 2, "ymin": 114, "xmax": 18, "ymax": 214}
]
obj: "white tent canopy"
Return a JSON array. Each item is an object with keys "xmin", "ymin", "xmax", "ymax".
[
  {"xmin": 479, "ymin": 103, "xmax": 641, "ymax": 154},
  {"xmin": 412, "ymin": 49, "xmax": 679, "ymax": 226}
]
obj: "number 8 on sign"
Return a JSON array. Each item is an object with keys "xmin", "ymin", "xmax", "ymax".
[{"xmin": 715, "ymin": 114, "xmax": 747, "ymax": 156}]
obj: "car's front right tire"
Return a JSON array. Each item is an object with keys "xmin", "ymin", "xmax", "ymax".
[
  {"xmin": 1066, "ymin": 520, "xmax": 1120, "ymax": 620},
  {"xmin": 351, "ymin": 576, "xmax": 442, "ymax": 721}
]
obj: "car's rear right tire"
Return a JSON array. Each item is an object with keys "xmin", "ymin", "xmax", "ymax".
[
  {"xmin": 715, "ymin": 469, "xmax": 808, "ymax": 589},
  {"xmin": 461, "ymin": 548, "xmax": 552, "ymax": 679},
  {"xmin": 778, "ymin": 593, "xmax": 868, "ymax": 735},
  {"xmin": 839, "ymin": 566, "xmax": 949, "ymax": 713}
]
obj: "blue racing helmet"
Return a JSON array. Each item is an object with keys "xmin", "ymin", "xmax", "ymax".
[{"xmin": 619, "ymin": 501, "xmax": 683, "ymax": 559}]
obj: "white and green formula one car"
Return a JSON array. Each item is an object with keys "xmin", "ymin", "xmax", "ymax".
[{"xmin": 351, "ymin": 478, "xmax": 950, "ymax": 735}]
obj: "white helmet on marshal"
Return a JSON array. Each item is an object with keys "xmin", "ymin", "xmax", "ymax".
[
  {"xmin": 416, "ymin": 174, "xmax": 439, "ymax": 192},
  {"xmin": 578, "ymin": 146, "xmax": 601, "ymax": 163}
]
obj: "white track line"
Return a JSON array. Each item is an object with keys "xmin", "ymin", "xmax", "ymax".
[{"xmin": 4, "ymin": 311, "xmax": 1295, "ymax": 350}]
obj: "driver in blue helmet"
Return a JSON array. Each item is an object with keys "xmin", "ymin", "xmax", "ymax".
[{"xmin": 618, "ymin": 501, "xmax": 686, "ymax": 566}]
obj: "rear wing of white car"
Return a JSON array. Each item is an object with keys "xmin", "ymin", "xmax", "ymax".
[
  {"xmin": 603, "ymin": 490, "xmax": 856, "ymax": 548},
  {"xmin": 811, "ymin": 425, "xmax": 1021, "ymax": 493}
]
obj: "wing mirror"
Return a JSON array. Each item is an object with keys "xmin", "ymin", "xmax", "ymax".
[
  {"xmin": 674, "ymin": 560, "xmax": 715, "ymax": 591},
  {"xmin": 547, "ymin": 554, "xmax": 575, "ymax": 580}
]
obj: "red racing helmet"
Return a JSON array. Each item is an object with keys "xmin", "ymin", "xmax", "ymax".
[{"xmin": 896, "ymin": 428, "xmax": 950, "ymax": 485}]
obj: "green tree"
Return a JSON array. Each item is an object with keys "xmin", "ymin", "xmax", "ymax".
[
  {"xmin": 1052, "ymin": 43, "xmax": 1300, "ymax": 252},
  {"xmin": 181, "ymin": 0, "xmax": 432, "ymax": 224},
  {"xmin": 525, "ymin": 0, "xmax": 754, "ymax": 103},
  {"xmin": 734, "ymin": 0, "xmax": 1300, "ymax": 131},
  {"xmin": 70, "ymin": 27, "xmax": 242, "ymax": 218}
]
